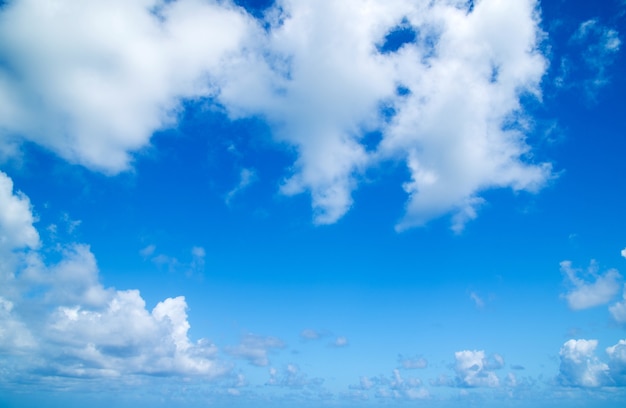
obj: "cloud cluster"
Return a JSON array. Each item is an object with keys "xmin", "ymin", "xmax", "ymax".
[
  {"xmin": 452, "ymin": 350, "xmax": 502, "ymax": 387},
  {"xmin": 0, "ymin": 171, "xmax": 224, "ymax": 381},
  {"xmin": 266, "ymin": 364, "xmax": 324, "ymax": 390},
  {"xmin": 560, "ymin": 260, "xmax": 622, "ymax": 310},
  {"xmin": 349, "ymin": 369, "xmax": 429, "ymax": 401},
  {"xmin": 558, "ymin": 339, "xmax": 626, "ymax": 388},
  {"xmin": 0, "ymin": 0, "xmax": 553, "ymax": 230}
]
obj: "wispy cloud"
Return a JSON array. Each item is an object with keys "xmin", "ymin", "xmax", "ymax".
[{"xmin": 560, "ymin": 260, "xmax": 622, "ymax": 310}]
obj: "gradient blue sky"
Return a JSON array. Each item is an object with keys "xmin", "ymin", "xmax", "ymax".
[{"xmin": 1, "ymin": 0, "xmax": 625, "ymax": 407}]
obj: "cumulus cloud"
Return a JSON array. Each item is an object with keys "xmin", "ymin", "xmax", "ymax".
[
  {"xmin": 560, "ymin": 260, "xmax": 622, "ymax": 310},
  {"xmin": 0, "ymin": 171, "xmax": 40, "ymax": 252},
  {"xmin": 0, "ymin": 172, "xmax": 225, "ymax": 381},
  {"xmin": 226, "ymin": 333, "xmax": 286, "ymax": 367},
  {"xmin": 558, "ymin": 339, "xmax": 610, "ymax": 387},
  {"xmin": 621, "ymin": 248, "xmax": 626, "ymax": 259},
  {"xmin": 0, "ymin": 0, "xmax": 253, "ymax": 173},
  {"xmin": 453, "ymin": 350, "xmax": 501, "ymax": 388},
  {"xmin": 1, "ymin": 0, "xmax": 552, "ymax": 230},
  {"xmin": 606, "ymin": 340, "xmax": 626, "ymax": 386}
]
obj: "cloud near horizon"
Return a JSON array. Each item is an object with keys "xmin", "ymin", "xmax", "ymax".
[
  {"xmin": 0, "ymin": 0, "xmax": 552, "ymax": 231},
  {"xmin": 0, "ymin": 171, "xmax": 226, "ymax": 382}
]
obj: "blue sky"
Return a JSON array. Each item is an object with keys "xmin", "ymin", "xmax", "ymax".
[{"xmin": 0, "ymin": 0, "xmax": 625, "ymax": 407}]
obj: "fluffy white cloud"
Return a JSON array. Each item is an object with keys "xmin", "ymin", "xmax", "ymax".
[
  {"xmin": 560, "ymin": 260, "xmax": 622, "ymax": 310},
  {"xmin": 0, "ymin": 172, "xmax": 225, "ymax": 381},
  {"xmin": 558, "ymin": 339, "xmax": 610, "ymax": 387},
  {"xmin": 0, "ymin": 0, "xmax": 253, "ymax": 173},
  {"xmin": 621, "ymin": 248, "xmax": 626, "ymax": 259},
  {"xmin": 453, "ymin": 350, "xmax": 500, "ymax": 387},
  {"xmin": 225, "ymin": 333, "xmax": 286, "ymax": 366},
  {"xmin": 44, "ymin": 291, "xmax": 222, "ymax": 378},
  {"xmin": 0, "ymin": 171, "xmax": 39, "ymax": 252},
  {"xmin": 606, "ymin": 340, "xmax": 626, "ymax": 386},
  {"xmin": 1, "ymin": 0, "xmax": 552, "ymax": 230}
]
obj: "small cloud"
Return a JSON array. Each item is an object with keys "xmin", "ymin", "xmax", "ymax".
[
  {"xmin": 225, "ymin": 168, "xmax": 257, "ymax": 205},
  {"xmin": 453, "ymin": 350, "xmax": 500, "ymax": 388},
  {"xmin": 621, "ymin": 248, "xmax": 626, "ymax": 259},
  {"xmin": 560, "ymin": 260, "xmax": 622, "ymax": 310},
  {"xmin": 609, "ymin": 285, "xmax": 626, "ymax": 324},
  {"xmin": 225, "ymin": 334, "xmax": 286, "ymax": 367},
  {"xmin": 331, "ymin": 336, "xmax": 348, "ymax": 348},
  {"xmin": 140, "ymin": 244, "xmax": 156, "ymax": 258},
  {"xmin": 300, "ymin": 329, "xmax": 323, "ymax": 340},
  {"xmin": 510, "ymin": 364, "xmax": 525, "ymax": 371},
  {"xmin": 469, "ymin": 292, "xmax": 485, "ymax": 309},
  {"xmin": 398, "ymin": 355, "xmax": 428, "ymax": 369}
]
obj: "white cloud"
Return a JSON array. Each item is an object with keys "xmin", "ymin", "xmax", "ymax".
[
  {"xmin": 349, "ymin": 369, "xmax": 428, "ymax": 401},
  {"xmin": 226, "ymin": 333, "xmax": 286, "ymax": 367},
  {"xmin": 558, "ymin": 339, "xmax": 610, "ymax": 387},
  {"xmin": 469, "ymin": 291, "xmax": 485, "ymax": 309},
  {"xmin": 398, "ymin": 355, "xmax": 428, "ymax": 369},
  {"xmin": 560, "ymin": 260, "xmax": 622, "ymax": 310},
  {"xmin": 45, "ymin": 292, "xmax": 223, "ymax": 378},
  {"xmin": 557, "ymin": 19, "xmax": 621, "ymax": 99},
  {"xmin": 609, "ymin": 285, "xmax": 626, "ymax": 324},
  {"xmin": 621, "ymin": 248, "xmax": 626, "ymax": 259},
  {"xmin": 0, "ymin": 0, "xmax": 253, "ymax": 173},
  {"xmin": 266, "ymin": 364, "xmax": 324, "ymax": 389},
  {"xmin": 300, "ymin": 329, "xmax": 322, "ymax": 340},
  {"xmin": 331, "ymin": 336, "xmax": 349, "ymax": 347},
  {"xmin": 606, "ymin": 340, "xmax": 626, "ymax": 386},
  {"xmin": 0, "ymin": 172, "xmax": 226, "ymax": 381},
  {"xmin": 453, "ymin": 350, "xmax": 500, "ymax": 388},
  {"xmin": 0, "ymin": 171, "xmax": 40, "ymax": 252},
  {"xmin": 225, "ymin": 168, "xmax": 257, "ymax": 205},
  {"xmin": 1, "ymin": 0, "xmax": 552, "ymax": 230},
  {"xmin": 220, "ymin": 0, "xmax": 551, "ymax": 229}
]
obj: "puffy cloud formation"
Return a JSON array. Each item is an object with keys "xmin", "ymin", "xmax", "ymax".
[
  {"xmin": 0, "ymin": 171, "xmax": 39, "ymax": 252},
  {"xmin": 0, "ymin": 172, "xmax": 224, "ymax": 381},
  {"xmin": 560, "ymin": 260, "xmax": 622, "ymax": 310},
  {"xmin": 0, "ymin": 0, "xmax": 253, "ymax": 173},
  {"xmin": 0, "ymin": 0, "xmax": 552, "ymax": 230},
  {"xmin": 557, "ymin": 339, "xmax": 626, "ymax": 388},
  {"xmin": 453, "ymin": 350, "xmax": 501, "ymax": 387}
]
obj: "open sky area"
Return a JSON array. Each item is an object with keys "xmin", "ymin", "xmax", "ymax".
[{"xmin": 1, "ymin": 0, "xmax": 625, "ymax": 407}]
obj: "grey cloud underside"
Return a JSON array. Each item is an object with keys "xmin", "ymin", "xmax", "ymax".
[{"xmin": 0, "ymin": 0, "xmax": 552, "ymax": 230}]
